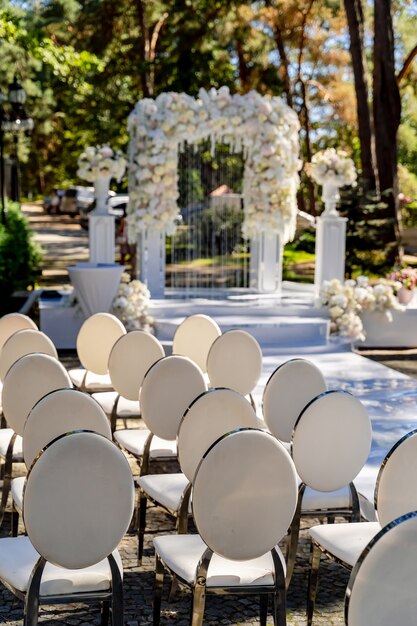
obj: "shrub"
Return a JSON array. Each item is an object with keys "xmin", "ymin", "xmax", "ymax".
[{"xmin": 0, "ymin": 202, "xmax": 43, "ymax": 314}]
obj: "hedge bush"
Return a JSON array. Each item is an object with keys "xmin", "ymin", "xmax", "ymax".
[{"xmin": 0, "ymin": 202, "xmax": 43, "ymax": 314}]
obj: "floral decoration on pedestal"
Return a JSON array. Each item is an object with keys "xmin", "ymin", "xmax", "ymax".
[
  {"xmin": 388, "ymin": 266, "xmax": 417, "ymax": 306},
  {"xmin": 77, "ymin": 145, "xmax": 127, "ymax": 214},
  {"xmin": 112, "ymin": 272, "xmax": 154, "ymax": 332},
  {"xmin": 321, "ymin": 276, "xmax": 404, "ymax": 342},
  {"xmin": 127, "ymin": 87, "xmax": 301, "ymax": 242},
  {"xmin": 306, "ymin": 148, "xmax": 357, "ymax": 216}
]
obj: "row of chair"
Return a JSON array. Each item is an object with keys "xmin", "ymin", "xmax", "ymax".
[{"xmin": 0, "ymin": 311, "xmax": 416, "ymax": 625}]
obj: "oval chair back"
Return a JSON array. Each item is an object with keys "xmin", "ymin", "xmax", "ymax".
[
  {"xmin": 345, "ymin": 511, "xmax": 417, "ymax": 626},
  {"xmin": 374, "ymin": 429, "xmax": 417, "ymax": 528},
  {"xmin": 0, "ymin": 329, "xmax": 57, "ymax": 383},
  {"xmin": 206, "ymin": 330, "xmax": 263, "ymax": 398},
  {"xmin": 0, "ymin": 313, "xmax": 37, "ymax": 351},
  {"xmin": 76, "ymin": 313, "xmax": 126, "ymax": 376},
  {"xmin": 23, "ymin": 388, "xmax": 112, "ymax": 470},
  {"xmin": 140, "ymin": 355, "xmax": 207, "ymax": 441},
  {"xmin": 292, "ymin": 390, "xmax": 372, "ymax": 493},
  {"xmin": 177, "ymin": 388, "xmax": 259, "ymax": 483},
  {"xmin": 23, "ymin": 430, "xmax": 134, "ymax": 570},
  {"xmin": 2, "ymin": 353, "xmax": 72, "ymax": 437},
  {"xmin": 192, "ymin": 428, "xmax": 298, "ymax": 561},
  {"xmin": 172, "ymin": 314, "xmax": 221, "ymax": 373},
  {"xmin": 108, "ymin": 331, "xmax": 165, "ymax": 401},
  {"xmin": 263, "ymin": 358, "xmax": 327, "ymax": 443}
]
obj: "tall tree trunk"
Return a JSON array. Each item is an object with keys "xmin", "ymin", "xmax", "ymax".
[
  {"xmin": 135, "ymin": 0, "xmax": 151, "ymax": 97},
  {"xmin": 373, "ymin": 0, "xmax": 402, "ymax": 264},
  {"xmin": 343, "ymin": 0, "xmax": 376, "ymax": 190}
]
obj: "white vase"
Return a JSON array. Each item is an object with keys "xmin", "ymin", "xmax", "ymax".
[
  {"xmin": 322, "ymin": 182, "xmax": 341, "ymax": 217},
  {"xmin": 93, "ymin": 175, "xmax": 111, "ymax": 215},
  {"xmin": 397, "ymin": 286, "xmax": 414, "ymax": 306}
]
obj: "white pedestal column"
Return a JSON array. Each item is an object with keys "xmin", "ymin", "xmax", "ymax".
[
  {"xmin": 89, "ymin": 214, "xmax": 116, "ymax": 264},
  {"xmin": 250, "ymin": 231, "xmax": 283, "ymax": 293},
  {"xmin": 137, "ymin": 229, "xmax": 166, "ymax": 298},
  {"xmin": 314, "ymin": 214, "xmax": 347, "ymax": 298}
]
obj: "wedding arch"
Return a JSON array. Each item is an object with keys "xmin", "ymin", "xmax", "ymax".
[{"xmin": 127, "ymin": 87, "xmax": 301, "ymax": 296}]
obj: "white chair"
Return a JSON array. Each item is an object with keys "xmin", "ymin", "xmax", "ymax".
[
  {"xmin": 172, "ymin": 314, "xmax": 221, "ymax": 372},
  {"xmin": 68, "ymin": 313, "xmax": 126, "ymax": 393},
  {"xmin": 344, "ymin": 511, "xmax": 417, "ymax": 626},
  {"xmin": 11, "ymin": 388, "xmax": 112, "ymax": 535},
  {"xmin": 206, "ymin": 329, "xmax": 263, "ymax": 410},
  {"xmin": 286, "ymin": 389, "xmax": 372, "ymax": 587},
  {"xmin": 306, "ymin": 428, "xmax": 417, "ymax": 625},
  {"xmin": 0, "ymin": 329, "xmax": 58, "ymax": 383},
  {"xmin": 0, "ymin": 353, "xmax": 72, "ymax": 527},
  {"xmin": 0, "ymin": 430, "xmax": 134, "ymax": 625},
  {"xmin": 0, "ymin": 313, "xmax": 37, "ymax": 351},
  {"xmin": 153, "ymin": 428, "xmax": 298, "ymax": 626},
  {"xmin": 137, "ymin": 387, "xmax": 259, "ymax": 563},
  {"xmin": 114, "ymin": 355, "xmax": 207, "ymax": 476},
  {"xmin": 92, "ymin": 330, "xmax": 165, "ymax": 432}
]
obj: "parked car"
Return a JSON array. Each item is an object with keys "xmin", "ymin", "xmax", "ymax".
[{"xmin": 79, "ymin": 194, "xmax": 129, "ymax": 230}]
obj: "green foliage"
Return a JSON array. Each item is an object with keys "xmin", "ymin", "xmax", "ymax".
[{"xmin": 0, "ymin": 202, "xmax": 43, "ymax": 313}]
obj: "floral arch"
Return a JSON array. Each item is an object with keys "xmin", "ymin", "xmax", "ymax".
[{"xmin": 127, "ymin": 87, "xmax": 300, "ymax": 244}]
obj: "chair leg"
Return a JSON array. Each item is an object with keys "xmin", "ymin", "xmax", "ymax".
[
  {"xmin": 100, "ymin": 600, "xmax": 110, "ymax": 626},
  {"xmin": 24, "ymin": 557, "xmax": 46, "ymax": 626},
  {"xmin": 11, "ymin": 508, "xmax": 19, "ymax": 537},
  {"xmin": 0, "ymin": 440, "xmax": 15, "ymax": 528},
  {"xmin": 285, "ymin": 511, "xmax": 301, "ymax": 589},
  {"xmin": 260, "ymin": 594, "xmax": 268, "ymax": 626},
  {"xmin": 108, "ymin": 554, "xmax": 124, "ymax": 626},
  {"xmin": 306, "ymin": 542, "xmax": 322, "ymax": 626},
  {"xmin": 137, "ymin": 493, "xmax": 148, "ymax": 565},
  {"xmin": 190, "ymin": 578, "xmax": 207, "ymax": 626},
  {"xmin": 168, "ymin": 575, "xmax": 179, "ymax": 602},
  {"xmin": 153, "ymin": 554, "xmax": 165, "ymax": 626}
]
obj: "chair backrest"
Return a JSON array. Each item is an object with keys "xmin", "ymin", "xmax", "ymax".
[
  {"xmin": 172, "ymin": 314, "xmax": 222, "ymax": 373},
  {"xmin": 2, "ymin": 353, "xmax": 72, "ymax": 436},
  {"xmin": 0, "ymin": 329, "xmax": 58, "ymax": 382},
  {"xmin": 108, "ymin": 330, "xmax": 165, "ymax": 401},
  {"xmin": 177, "ymin": 388, "xmax": 259, "ymax": 482},
  {"xmin": 23, "ymin": 430, "xmax": 134, "ymax": 569},
  {"xmin": 192, "ymin": 429, "xmax": 298, "ymax": 561},
  {"xmin": 291, "ymin": 390, "xmax": 372, "ymax": 492},
  {"xmin": 262, "ymin": 358, "xmax": 327, "ymax": 443},
  {"xmin": 345, "ymin": 511, "xmax": 417, "ymax": 626},
  {"xmin": 206, "ymin": 329, "xmax": 263, "ymax": 396},
  {"xmin": 76, "ymin": 313, "xmax": 126, "ymax": 375},
  {"xmin": 23, "ymin": 388, "xmax": 112, "ymax": 469},
  {"xmin": 140, "ymin": 355, "xmax": 207, "ymax": 440},
  {"xmin": 0, "ymin": 313, "xmax": 37, "ymax": 351},
  {"xmin": 374, "ymin": 429, "xmax": 417, "ymax": 528}
]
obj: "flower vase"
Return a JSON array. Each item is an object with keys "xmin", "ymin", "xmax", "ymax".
[
  {"xmin": 397, "ymin": 286, "xmax": 414, "ymax": 306},
  {"xmin": 93, "ymin": 175, "xmax": 111, "ymax": 215},
  {"xmin": 322, "ymin": 183, "xmax": 341, "ymax": 217}
]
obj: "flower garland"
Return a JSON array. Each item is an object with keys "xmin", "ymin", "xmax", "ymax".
[
  {"xmin": 111, "ymin": 273, "xmax": 154, "ymax": 332},
  {"xmin": 127, "ymin": 87, "xmax": 300, "ymax": 242},
  {"xmin": 77, "ymin": 145, "xmax": 127, "ymax": 183},
  {"xmin": 306, "ymin": 148, "xmax": 357, "ymax": 188},
  {"xmin": 321, "ymin": 276, "xmax": 404, "ymax": 342}
]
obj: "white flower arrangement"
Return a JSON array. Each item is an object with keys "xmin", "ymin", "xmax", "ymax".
[
  {"xmin": 127, "ymin": 87, "xmax": 300, "ymax": 242},
  {"xmin": 321, "ymin": 276, "xmax": 404, "ymax": 342},
  {"xmin": 306, "ymin": 148, "xmax": 357, "ymax": 188},
  {"xmin": 111, "ymin": 273, "xmax": 154, "ymax": 332},
  {"xmin": 77, "ymin": 145, "xmax": 127, "ymax": 183}
]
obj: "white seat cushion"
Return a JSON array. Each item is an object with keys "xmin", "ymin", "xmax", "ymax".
[
  {"xmin": 11, "ymin": 476, "xmax": 25, "ymax": 513},
  {"xmin": 309, "ymin": 521, "xmax": 381, "ymax": 567},
  {"xmin": 114, "ymin": 429, "xmax": 177, "ymax": 459},
  {"xmin": 137, "ymin": 473, "xmax": 191, "ymax": 512},
  {"xmin": 154, "ymin": 534, "xmax": 285, "ymax": 587},
  {"xmin": 92, "ymin": 392, "xmax": 140, "ymax": 418},
  {"xmin": 0, "ymin": 429, "xmax": 23, "ymax": 461},
  {"xmin": 68, "ymin": 368, "xmax": 113, "ymax": 392},
  {"xmin": 0, "ymin": 536, "xmax": 123, "ymax": 596}
]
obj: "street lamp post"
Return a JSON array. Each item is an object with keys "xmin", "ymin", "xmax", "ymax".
[{"xmin": 0, "ymin": 76, "xmax": 33, "ymax": 224}]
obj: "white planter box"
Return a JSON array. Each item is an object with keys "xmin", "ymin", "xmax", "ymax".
[{"xmin": 359, "ymin": 308, "xmax": 417, "ymax": 348}]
